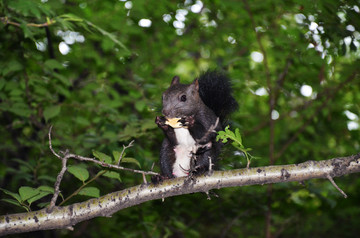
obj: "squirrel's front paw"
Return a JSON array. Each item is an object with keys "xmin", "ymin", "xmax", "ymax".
[
  {"xmin": 155, "ymin": 116, "xmax": 167, "ymax": 127},
  {"xmin": 179, "ymin": 115, "xmax": 195, "ymax": 128}
]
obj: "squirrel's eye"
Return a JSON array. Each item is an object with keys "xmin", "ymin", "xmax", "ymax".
[{"xmin": 180, "ymin": 95, "xmax": 187, "ymax": 102}]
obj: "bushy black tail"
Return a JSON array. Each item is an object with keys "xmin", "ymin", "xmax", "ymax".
[{"xmin": 198, "ymin": 70, "xmax": 238, "ymax": 122}]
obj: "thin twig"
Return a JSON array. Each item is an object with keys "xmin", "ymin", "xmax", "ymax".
[
  {"xmin": 246, "ymin": 158, "xmax": 251, "ymax": 169},
  {"xmin": 48, "ymin": 125, "xmax": 61, "ymax": 159},
  {"xmin": 150, "ymin": 162, "xmax": 155, "ymax": 171},
  {"xmin": 208, "ymin": 156, "xmax": 213, "ymax": 172},
  {"xmin": 117, "ymin": 140, "xmax": 135, "ymax": 165},
  {"xmin": 59, "ymin": 170, "xmax": 107, "ymax": 206},
  {"xmin": 142, "ymin": 173, "xmax": 147, "ymax": 184},
  {"xmin": 326, "ymin": 174, "xmax": 347, "ymax": 198},
  {"xmin": 67, "ymin": 153, "xmax": 158, "ymax": 176},
  {"xmin": 47, "ymin": 126, "xmax": 67, "ymax": 212},
  {"xmin": 47, "ymin": 156, "xmax": 68, "ymax": 212},
  {"xmin": 1, "ymin": 17, "xmax": 56, "ymax": 28}
]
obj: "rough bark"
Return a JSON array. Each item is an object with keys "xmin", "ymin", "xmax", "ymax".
[{"xmin": 1, "ymin": 153, "xmax": 359, "ymax": 236}]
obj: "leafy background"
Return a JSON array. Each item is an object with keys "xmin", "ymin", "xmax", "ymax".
[{"xmin": 1, "ymin": 0, "xmax": 360, "ymax": 237}]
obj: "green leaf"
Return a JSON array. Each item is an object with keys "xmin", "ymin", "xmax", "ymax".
[
  {"xmin": 67, "ymin": 165, "xmax": 89, "ymax": 182},
  {"xmin": 1, "ymin": 198, "xmax": 23, "ymax": 208},
  {"xmin": 18, "ymin": 186, "xmax": 39, "ymax": 202},
  {"xmin": 216, "ymin": 126, "xmax": 252, "ymax": 166},
  {"xmin": 121, "ymin": 157, "xmax": 141, "ymax": 168},
  {"xmin": 78, "ymin": 187, "xmax": 100, "ymax": 198},
  {"xmin": 234, "ymin": 128, "xmax": 242, "ymax": 144},
  {"xmin": 27, "ymin": 191, "xmax": 52, "ymax": 204},
  {"xmin": 103, "ymin": 130, "xmax": 117, "ymax": 141},
  {"xmin": 135, "ymin": 101, "xmax": 146, "ymax": 112},
  {"xmin": 53, "ymin": 72, "xmax": 71, "ymax": 86},
  {"xmin": 0, "ymin": 188, "xmax": 22, "ymax": 203},
  {"xmin": 216, "ymin": 131, "xmax": 228, "ymax": 143},
  {"xmin": 1, "ymin": 60, "xmax": 23, "ymax": 76},
  {"xmin": 140, "ymin": 119, "xmax": 158, "ymax": 131},
  {"xmin": 38, "ymin": 175, "xmax": 56, "ymax": 183},
  {"xmin": 8, "ymin": 103, "xmax": 32, "ymax": 117},
  {"xmin": 12, "ymin": 158, "xmax": 35, "ymax": 171},
  {"xmin": 174, "ymin": 220, "xmax": 187, "ymax": 230},
  {"xmin": 58, "ymin": 13, "xmax": 85, "ymax": 22},
  {"xmin": 38, "ymin": 185, "xmax": 54, "ymax": 194},
  {"xmin": 101, "ymin": 170, "xmax": 121, "ymax": 182},
  {"xmin": 43, "ymin": 105, "xmax": 61, "ymax": 122},
  {"xmin": 112, "ymin": 150, "xmax": 122, "ymax": 163},
  {"xmin": 85, "ymin": 20, "xmax": 130, "ymax": 53},
  {"xmin": 8, "ymin": 0, "xmax": 42, "ymax": 18},
  {"xmin": 20, "ymin": 23, "xmax": 35, "ymax": 41},
  {"xmin": 93, "ymin": 150, "xmax": 112, "ymax": 163},
  {"xmin": 75, "ymin": 116, "xmax": 91, "ymax": 127},
  {"xmin": 44, "ymin": 59, "xmax": 64, "ymax": 70}
]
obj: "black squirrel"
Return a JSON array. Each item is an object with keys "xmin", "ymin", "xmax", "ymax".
[{"xmin": 153, "ymin": 70, "xmax": 238, "ymax": 182}]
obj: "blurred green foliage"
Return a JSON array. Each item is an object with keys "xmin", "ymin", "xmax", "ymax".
[{"xmin": 0, "ymin": 0, "xmax": 359, "ymax": 237}]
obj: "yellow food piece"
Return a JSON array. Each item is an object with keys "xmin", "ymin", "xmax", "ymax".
[{"xmin": 165, "ymin": 117, "xmax": 183, "ymax": 128}]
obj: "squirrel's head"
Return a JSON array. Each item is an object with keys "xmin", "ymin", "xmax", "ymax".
[{"xmin": 161, "ymin": 76, "xmax": 202, "ymax": 118}]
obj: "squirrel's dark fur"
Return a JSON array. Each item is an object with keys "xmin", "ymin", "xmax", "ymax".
[
  {"xmin": 153, "ymin": 70, "xmax": 238, "ymax": 182},
  {"xmin": 198, "ymin": 71, "xmax": 238, "ymax": 122}
]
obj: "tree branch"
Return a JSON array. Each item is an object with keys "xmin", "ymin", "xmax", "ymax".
[
  {"xmin": 0, "ymin": 17, "xmax": 56, "ymax": 28},
  {"xmin": 1, "ymin": 153, "xmax": 359, "ymax": 236},
  {"xmin": 62, "ymin": 153, "xmax": 159, "ymax": 176}
]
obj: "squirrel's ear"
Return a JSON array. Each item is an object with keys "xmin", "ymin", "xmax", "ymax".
[
  {"xmin": 192, "ymin": 78, "xmax": 199, "ymax": 91},
  {"xmin": 171, "ymin": 76, "xmax": 180, "ymax": 85}
]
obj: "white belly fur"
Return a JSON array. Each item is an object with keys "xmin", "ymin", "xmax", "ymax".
[{"xmin": 173, "ymin": 128, "xmax": 196, "ymax": 177}]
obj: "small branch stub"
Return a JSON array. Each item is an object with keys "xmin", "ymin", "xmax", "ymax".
[{"xmin": 326, "ymin": 174, "xmax": 348, "ymax": 198}]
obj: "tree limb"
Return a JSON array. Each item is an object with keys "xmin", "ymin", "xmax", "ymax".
[
  {"xmin": 1, "ymin": 153, "xmax": 359, "ymax": 236},
  {"xmin": 0, "ymin": 17, "xmax": 56, "ymax": 28}
]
